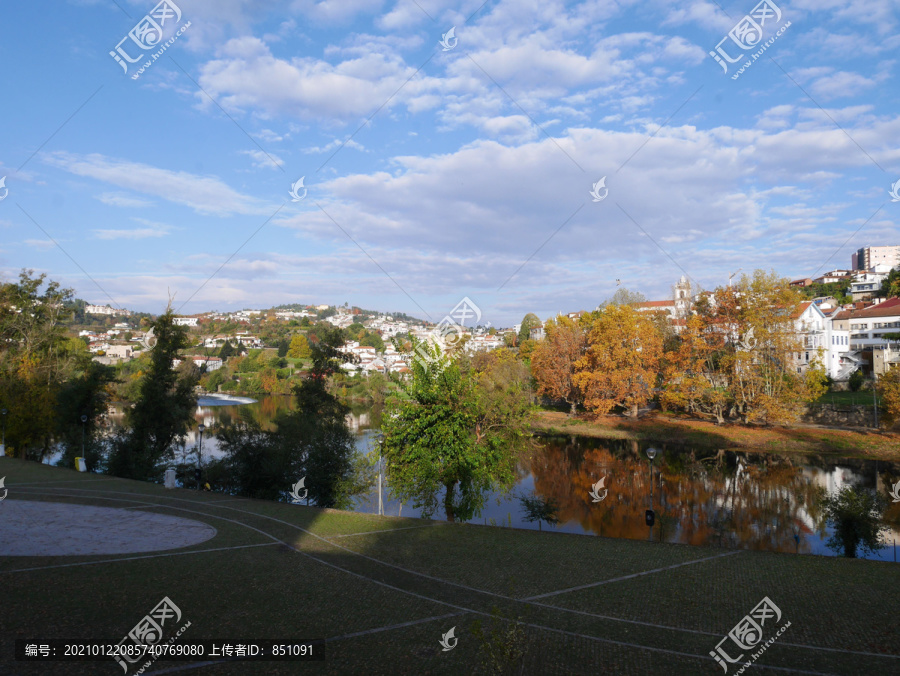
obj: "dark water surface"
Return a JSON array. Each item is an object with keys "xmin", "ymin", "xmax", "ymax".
[{"xmin": 173, "ymin": 396, "xmax": 900, "ymax": 562}]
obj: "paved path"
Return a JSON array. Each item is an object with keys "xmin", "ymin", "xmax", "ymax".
[{"xmin": 0, "ymin": 500, "xmax": 217, "ymax": 556}]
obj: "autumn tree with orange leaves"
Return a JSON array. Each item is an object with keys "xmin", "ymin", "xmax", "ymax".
[
  {"xmin": 531, "ymin": 315, "xmax": 588, "ymax": 414},
  {"xmin": 574, "ymin": 304, "xmax": 663, "ymax": 418}
]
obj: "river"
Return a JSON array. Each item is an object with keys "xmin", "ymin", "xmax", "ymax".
[{"xmin": 122, "ymin": 394, "xmax": 900, "ymax": 562}]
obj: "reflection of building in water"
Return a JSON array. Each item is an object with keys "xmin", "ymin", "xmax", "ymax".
[{"xmin": 345, "ymin": 412, "xmax": 369, "ymax": 433}]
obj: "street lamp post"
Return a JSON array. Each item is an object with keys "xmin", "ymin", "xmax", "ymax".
[
  {"xmin": 376, "ymin": 434, "xmax": 384, "ymax": 516},
  {"xmin": 80, "ymin": 414, "xmax": 87, "ymax": 463},
  {"xmin": 1, "ymin": 408, "xmax": 6, "ymax": 456},
  {"xmin": 872, "ymin": 376, "xmax": 879, "ymax": 428},
  {"xmin": 197, "ymin": 424, "xmax": 205, "ymax": 490}
]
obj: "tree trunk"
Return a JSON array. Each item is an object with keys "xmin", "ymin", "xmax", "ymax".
[
  {"xmin": 569, "ymin": 400, "xmax": 577, "ymax": 415},
  {"xmin": 444, "ymin": 480, "xmax": 456, "ymax": 522}
]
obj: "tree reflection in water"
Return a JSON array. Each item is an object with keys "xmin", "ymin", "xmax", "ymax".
[{"xmin": 525, "ymin": 436, "xmax": 895, "ymax": 556}]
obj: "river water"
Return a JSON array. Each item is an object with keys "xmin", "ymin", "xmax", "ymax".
[{"xmin": 127, "ymin": 395, "xmax": 900, "ymax": 562}]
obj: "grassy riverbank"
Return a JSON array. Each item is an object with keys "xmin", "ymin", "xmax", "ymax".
[
  {"xmin": 1, "ymin": 457, "xmax": 899, "ymax": 675},
  {"xmin": 532, "ymin": 410, "xmax": 900, "ymax": 461}
]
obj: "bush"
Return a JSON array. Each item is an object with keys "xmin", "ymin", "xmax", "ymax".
[{"xmin": 849, "ymin": 369, "xmax": 865, "ymax": 392}]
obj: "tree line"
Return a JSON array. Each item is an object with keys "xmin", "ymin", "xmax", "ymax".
[{"xmin": 530, "ymin": 270, "xmax": 833, "ymax": 424}]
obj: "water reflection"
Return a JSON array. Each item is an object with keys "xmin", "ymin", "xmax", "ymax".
[{"xmin": 120, "ymin": 396, "xmax": 900, "ymax": 562}]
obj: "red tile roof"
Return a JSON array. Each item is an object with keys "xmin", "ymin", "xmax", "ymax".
[{"xmin": 832, "ymin": 297, "xmax": 900, "ymax": 320}]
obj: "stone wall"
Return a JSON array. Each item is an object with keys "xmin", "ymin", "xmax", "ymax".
[{"xmin": 801, "ymin": 404, "xmax": 877, "ymax": 427}]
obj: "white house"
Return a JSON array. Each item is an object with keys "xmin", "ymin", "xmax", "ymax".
[
  {"xmin": 173, "ymin": 317, "xmax": 199, "ymax": 327},
  {"xmin": 191, "ymin": 356, "xmax": 223, "ymax": 371},
  {"xmin": 105, "ymin": 344, "xmax": 134, "ymax": 360},
  {"xmin": 793, "ymin": 302, "xmax": 854, "ymax": 380}
]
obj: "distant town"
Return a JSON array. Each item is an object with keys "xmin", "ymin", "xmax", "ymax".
[{"xmin": 81, "ymin": 244, "xmax": 900, "ymax": 386}]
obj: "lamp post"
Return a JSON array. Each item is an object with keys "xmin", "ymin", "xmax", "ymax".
[
  {"xmin": 1, "ymin": 408, "xmax": 6, "ymax": 456},
  {"xmin": 80, "ymin": 414, "xmax": 87, "ymax": 463},
  {"xmin": 197, "ymin": 424, "xmax": 205, "ymax": 490},
  {"xmin": 872, "ymin": 375, "xmax": 879, "ymax": 428},
  {"xmin": 376, "ymin": 433, "xmax": 384, "ymax": 516}
]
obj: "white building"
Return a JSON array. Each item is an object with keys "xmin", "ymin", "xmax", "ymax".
[
  {"xmin": 850, "ymin": 271, "xmax": 889, "ymax": 301},
  {"xmin": 793, "ymin": 302, "xmax": 855, "ymax": 380},
  {"xmin": 852, "ymin": 245, "xmax": 900, "ymax": 271},
  {"xmin": 173, "ymin": 317, "xmax": 199, "ymax": 327},
  {"xmin": 106, "ymin": 344, "xmax": 134, "ymax": 360},
  {"xmin": 191, "ymin": 356, "xmax": 223, "ymax": 371},
  {"xmin": 85, "ymin": 304, "xmax": 118, "ymax": 315}
]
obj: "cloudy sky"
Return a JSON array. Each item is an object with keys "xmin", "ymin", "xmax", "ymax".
[{"xmin": 1, "ymin": 0, "xmax": 898, "ymax": 326}]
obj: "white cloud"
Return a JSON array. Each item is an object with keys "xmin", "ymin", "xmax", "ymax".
[
  {"xmin": 239, "ymin": 149, "xmax": 285, "ymax": 169},
  {"xmin": 44, "ymin": 152, "xmax": 273, "ymax": 216},
  {"xmin": 93, "ymin": 227, "xmax": 170, "ymax": 240},
  {"xmin": 24, "ymin": 239, "xmax": 56, "ymax": 250},
  {"xmin": 97, "ymin": 192, "xmax": 155, "ymax": 208},
  {"xmin": 301, "ymin": 138, "xmax": 366, "ymax": 154}
]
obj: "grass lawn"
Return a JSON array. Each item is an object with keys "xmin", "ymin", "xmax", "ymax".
[
  {"xmin": 533, "ymin": 410, "xmax": 900, "ymax": 461},
  {"xmin": 813, "ymin": 390, "xmax": 879, "ymax": 407},
  {"xmin": 2, "ymin": 456, "xmax": 899, "ymax": 675}
]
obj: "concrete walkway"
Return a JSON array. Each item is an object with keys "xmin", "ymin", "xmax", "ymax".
[{"xmin": 0, "ymin": 500, "xmax": 217, "ymax": 556}]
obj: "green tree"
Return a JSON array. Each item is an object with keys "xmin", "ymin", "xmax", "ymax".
[
  {"xmin": 360, "ymin": 332, "xmax": 385, "ymax": 352},
  {"xmin": 0, "ymin": 270, "xmax": 79, "ymax": 460},
  {"xmin": 56, "ymin": 361, "xmax": 116, "ymax": 471},
  {"xmin": 382, "ymin": 341, "xmax": 533, "ymax": 521},
  {"xmin": 106, "ymin": 308, "xmax": 198, "ymax": 481},
  {"xmin": 598, "ymin": 287, "xmax": 646, "ymax": 308},
  {"xmin": 276, "ymin": 338, "xmax": 290, "ymax": 358},
  {"xmin": 517, "ymin": 313, "xmax": 541, "ymax": 345},
  {"xmin": 819, "ymin": 485, "xmax": 888, "ymax": 558},
  {"xmin": 879, "ymin": 268, "xmax": 900, "ymax": 298},
  {"xmin": 219, "ymin": 340, "xmax": 237, "ymax": 360},
  {"xmin": 258, "ymin": 326, "xmax": 364, "ymax": 508}
]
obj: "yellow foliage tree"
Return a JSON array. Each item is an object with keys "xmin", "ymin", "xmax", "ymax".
[
  {"xmin": 531, "ymin": 315, "xmax": 587, "ymax": 414},
  {"xmin": 287, "ymin": 334, "xmax": 310, "ymax": 359},
  {"xmin": 574, "ymin": 305, "xmax": 663, "ymax": 417},
  {"xmin": 876, "ymin": 368, "xmax": 900, "ymax": 427}
]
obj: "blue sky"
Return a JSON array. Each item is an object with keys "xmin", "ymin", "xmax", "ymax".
[{"xmin": 1, "ymin": 0, "xmax": 898, "ymax": 326}]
